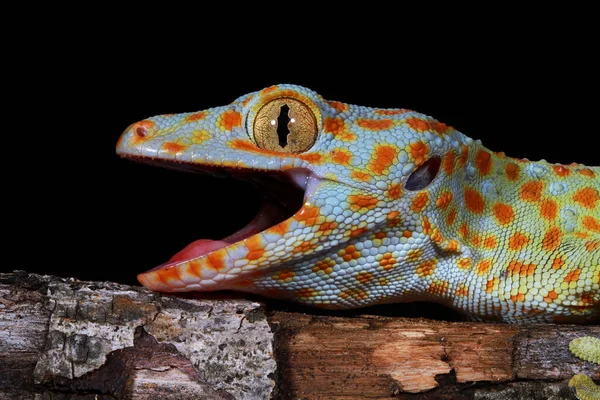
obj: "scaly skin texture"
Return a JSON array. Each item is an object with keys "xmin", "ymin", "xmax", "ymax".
[
  {"xmin": 569, "ymin": 337, "xmax": 600, "ymax": 399},
  {"xmin": 116, "ymin": 84, "xmax": 599, "ymax": 324}
]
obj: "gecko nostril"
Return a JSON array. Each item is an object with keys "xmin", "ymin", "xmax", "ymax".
[
  {"xmin": 136, "ymin": 126, "xmax": 148, "ymax": 138},
  {"xmin": 405, "ymin": 156, "xmax": 441, "ymax": 191}
]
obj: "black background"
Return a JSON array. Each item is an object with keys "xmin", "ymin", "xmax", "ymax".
[{"xmin": 9, "ymin": 10, "xmax": 597, "ymax": 319}]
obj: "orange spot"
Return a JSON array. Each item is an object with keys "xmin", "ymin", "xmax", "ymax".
[
  {"xmin": 157, "ymin": 266, "xmax": 182, "ymax": 285},
  {"xmin": 330, "ymin": 149, "xmax": 352, "ymax": 165},
  {"xmin": 350, "ymin": 227, "xmax": 368, "ymax": 237},
  {"xmin": 348, "ymin": 194, "xmax": 379, "ymax": 211},
  {"xmin": 573, "ymin": 187, "xmax": 599, "ymax": 209},
  {"xmin": 357, "ymin": 118, "xmax": 394, "ymax": 130},
  {"xmin": 428, "ymin": 280, "xmax": 449, "ymax": 295},
  {"xmin": 313, "ymin": 259, "xmax": 335, "ymax": 274},
  {"xmin": 245, "ymin": 236, "xmax": 265, "ymax": 260},
  {"xmin": 206, "ymin": 251, "xmax": 227, "ymax": 271},
  {"xmin": 185, "ymin": 111, "xmax": 207, "ymax": 122},
  {"xmin": 493, "ymin": 203, "xmax": 514, "ymax": 225},
  {"xmin": 375, "ymin": 232, "xmax": 386, "ymax": 239},
  {"xmin": 477, "ymin": 260, "xmax": 492, "ymax": 275},
  {"xmin": 339, "ymin": 288, "xmax": 368, "ymax": 301},
  {"xmin": 471, "ymin": 234, "xmax": 481, "ymax": 247},
  {"xmin": 464, "ymin": 188, "xmax": 485, "ymax": 214},
  {"xmin": 520, "ymin": 181, "xmax": 544, "ymax": 202},
  {"xmin": 387, "ymin": 211, "xmax": 402, "ymax": 227},
  {"xmin": 564, "ymin": 269, "xmax": 581, "ymax": 283},
  {"xmin": 457, "ymin": 258, "xmax": 472, "ymax": 270},
  {"xmin": 429, "ymin": 121, "xmax": 450, "ymax": 135},
  {"xmin": 586, "ymin": 239, "xmax": 600, "ymax": 252},
  {"xmin": 161, "ymin": 142, "xmax": 186, "ymax": 154},
  {"xmin": 411, "ymin": 192, "xmax": 429, "ymax": 213},
  {"xmin": 485, "ymin": 278, "xmax": 499, "ymax": 293},
  {"xmin": 442, "ymin": 151, "xmax": 456, "ymax": 175},
  {"xmin": 544, "ymin": 290, "xmax": 558, "ymax": 303},
  {"xmin": 328, "ymin": 100, "xmax": 348, "ymax": 112},
  {"xmin": 459, "ymin": 145, "xmax": 469, "ymax": 167},
  {"xmin": 507, "ymin": 260, "xmax": 536, "ymax": 276},
  {"xmin": 447, "ymin": 208, "xmax": 457, "ymax": 226},
  {"xmin": 387, "ymin": 210, "xmax": 400, "ymax": 220},
  {"xmin": 509, "ymin": 232, "xmax": 530, "ymax": 250},
  {"xmin": 323, "ymin": 117, "xmax": 355, "ymax": 141},
  {"xmin": 368, "ymin": 145, "xmax": 398, "ymax": 175},
  {"xmin": 540, "ymin": 199, "xmax": 558, "ymax": 220},
  {"xmin": 422, "ymin": 217, "xmax": 432, "ymax": 235},
  {"xmin": 241, "ymin": 94, "xmax": 254, "ymax": 106},
  {"xmin": 553, "ymin": 165, "xmax": 571, "ymax": 177},
  {"xmin": 230, "ymin": 139, "xmax": 278, "ymax": 155},
  {"xmin": 578, "ymin": 168, "xmax": 596, "ymax": 178},
  {"xmin": 298, "ymin": 153, "xmax": 323, "ymax": 163},
  {"xmin": 407, "ymin": 249, "xmax": 422, "ymax": 261},
  {"xmin": 407, "ymin": 140, "xmax": 429, "ymax": 167},
  {"xmin": 272, "ymin": 269, "xmax": 295, "ymax": 282},
  {"xmin": 297, "ymin": 288, "xmax": 317, "ymax": 299},
  {"xmin": 220, "ymin": 110, "xmax": 242, "ymax": 131},
  {"xmin": 458, "ymin": 223, "xmax": 470, "ymax": 239},
  {"xmin": 356, "ymin": 271, "xmax": 374, "ymax": 284},
  {"xmin": 376, "ymin": 109, "xmax": 408, "ymax": 115},
  {"xmin": 403, "ymin": 230, "xmax": 413, "ymax": 238},
  {"xmin": 446, "ymin": 240, "xmax": 460, "ymax": 252},
  {"xmin": 319, "ymin": 221, "xmax": 338, "ymax": 232},
  {"xmin": 416, "ymin": 259, "xmax": 437, "ymax": 277},
  {"xmin": 260, "ymin": 85, "xmax": 279, "ymax": 94},
  {"xmin": 505, "ymin": 162, "xmax": 520, "ymax": 181},
  {"xmin": 406, "ymin": 117, "xmax": 429, "ymax": 132},
  {"xmin": 379, "ymin": 252, "xmax": 396, "ymax": 270},
  {"xmin": 542, "ymin": 227, "xmax": 562, "ymax": 252},
  {"xmin": 456, "ymin": 285, "xmax": 469, "ymax": 297},
  {"xmin": 269, "ymin": 219, "xmax": 291, "ymax": 236},
  {"xmin": 511, "ymin": 293, "xmax": 525, "ymax": 302},
  {"xmin": 475, "ymin": 150, "xmax": 492, "ymax": 176},
  {"xmin": 551, "ymin": 257, "xmax": 565, "ymax": 270},
  {"xmin": 387, "ymin": 183, "xmax": 403, "ymax": 200},
  {"xmin": 582, "ymin": 216, "xmax": 600, "ymax": 232},
  {"xmin": 483, "ymin": 236, "xmax": 498, "ymax": 249},
  {"xmin": 294, "ymin": 241, "xmax": 316, "ymax": 253},
  {"xmin": 436, "ymin": 192, "xmax": 453, "ymax": 209},
  {"xmin": 295, "ymin": 205, "xmax": 320, "ymax": 226},
  {"xmin": 351, "ymin": 171, "xmax": 372, "ymax": 182}
]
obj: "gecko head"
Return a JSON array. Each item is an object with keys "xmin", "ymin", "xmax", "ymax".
[
  {"xmin": 116, "ymin": 84, "xmax": 343, "ymax": 292},
  {"xmin": 116, "ymin": 84, "xmax": 456, "ymax": 308}
]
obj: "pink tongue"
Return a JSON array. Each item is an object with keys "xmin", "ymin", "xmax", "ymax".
[{"xmin": 168, "ymin": 239, "xmax": 230, "ymax": 262}]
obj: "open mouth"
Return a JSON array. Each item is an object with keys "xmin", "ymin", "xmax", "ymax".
[{"xmin": 121, "ymin": 156, "xmax": 315, "ymax": 272}]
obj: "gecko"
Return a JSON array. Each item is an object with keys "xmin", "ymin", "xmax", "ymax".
[{"xmin": 116, "ymin": 84, "xmax": 599, "ymax": 394}]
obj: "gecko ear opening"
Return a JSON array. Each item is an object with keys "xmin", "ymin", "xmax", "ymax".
[{"xmin": 405, "ymin": 157, "xmax": 441, "ymax": 191}]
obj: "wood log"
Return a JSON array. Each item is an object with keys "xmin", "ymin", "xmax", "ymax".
[{"xmin": 0, "ymin": 271, "xmax": 598, "ymax": 399}]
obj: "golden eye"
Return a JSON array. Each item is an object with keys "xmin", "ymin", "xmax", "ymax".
[{"xmin": 253, "ymin": 98, "xmax": 318, "ymax": 153}]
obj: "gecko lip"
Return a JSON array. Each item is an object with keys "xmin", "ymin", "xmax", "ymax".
[{"xmin": 120, "ymin": 155, "xmax": 313, "ymax": 271}]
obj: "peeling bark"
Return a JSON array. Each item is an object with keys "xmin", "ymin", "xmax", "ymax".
[
  {"xmin": 0, "ymin": 271, "xmax": 275, "ymax": 400},
  {"xmin": 0, "ymin": 271, "xmax": 598, "ymax": 400}
]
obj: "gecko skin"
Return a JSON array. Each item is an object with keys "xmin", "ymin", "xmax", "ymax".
[
  {"xmin": 570, "ymin": 336, "xmax": 600, "ymax": 400},
  {"xmin": 116, "ymin": 84, "xmax": 599, "ymax": 324}
]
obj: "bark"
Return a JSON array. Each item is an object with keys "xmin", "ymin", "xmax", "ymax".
[{"xmin": 0, "ymin": 271, "xmax": 598, "ymax": 400}]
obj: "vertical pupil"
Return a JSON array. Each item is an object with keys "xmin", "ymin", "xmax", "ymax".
[{"xmin": 276, "ymin": 104, "xmax": 291, "ymax": 147}]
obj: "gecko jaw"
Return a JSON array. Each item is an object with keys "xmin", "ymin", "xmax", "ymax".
[{"xmin": 120, "ymin": 155, "xmax": 317, "ymax": 289}]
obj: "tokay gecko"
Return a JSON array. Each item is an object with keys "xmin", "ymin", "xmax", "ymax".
[{"xmin": 116, "ymin": 84, "xmax": 599, "ymax": 325}]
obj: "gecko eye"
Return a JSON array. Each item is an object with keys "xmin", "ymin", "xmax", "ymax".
[
  {"xmin": 405, "ymin": 157, "xmax": 441, "ymax": 191},
  {"xmin": 253, "ymin": 98, "xmax": 318, "ymax": 153}
]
